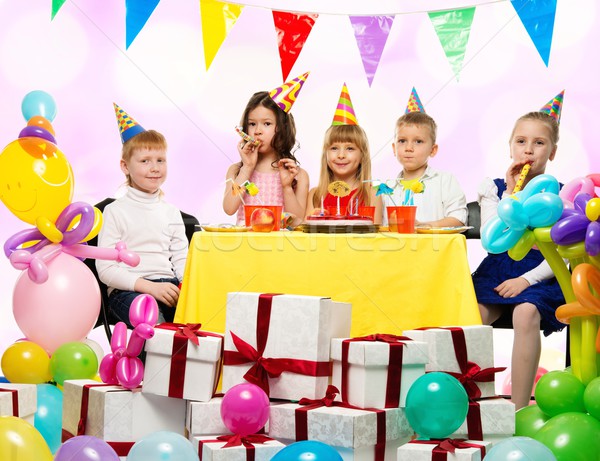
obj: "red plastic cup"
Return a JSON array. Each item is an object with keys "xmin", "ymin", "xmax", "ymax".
[
  {"xmin": 358, "ymin": 206, "xmax": 376, "ymax": 220},
  {"xmin": 243, "ymin": 205, "xmax": 283, "ymax": 231},
  {"xmin": 386, "ymin": 206, "xmax": 416, "ymax": 233}
]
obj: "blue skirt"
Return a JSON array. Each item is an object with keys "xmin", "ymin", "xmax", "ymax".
[{"xmin": 472, "ymin": 251, "xmax": 566, "ymax": 336}]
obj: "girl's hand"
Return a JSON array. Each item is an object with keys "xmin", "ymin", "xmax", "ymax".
[
  {"xmin": 505, "ymin": 160, "xmax": 530, "ymax": 194},
  {"xmin": 494, "ymin": 277, "xmax": 530, "ymax": 298},
  {"xmin": 237, "ymin": 140, "xmax": 259, "ymax": 169},
  {"xmin": 277, "ymin": 158, "xmax": 299, "ymax": 188}
]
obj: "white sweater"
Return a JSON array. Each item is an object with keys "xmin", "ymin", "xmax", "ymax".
[{"xmin": 96, "ymin": 187, "xmax": 188, "ymax": 292}]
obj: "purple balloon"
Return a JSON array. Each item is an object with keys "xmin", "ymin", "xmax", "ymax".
[
  {"xmin": 221, "ymin": 383, "xmax": 270, "ymax": 436},
  {"xmin": 574, "ymin": 193, "xmax": 593, "ymax": 213},
  {"xmin": 54, "ymin": 435, "xmax": 120, "ymax": 461},
  {"xmin": 586, "ymin": 221, "xmax": 600, "ymax": 256},
  {"xmin": 551, "ymin": 214, "xmax": 590, "ymax": 245},
  {"xmin": 18, "ymin": 125, "xmax": 57, "ymax": 144}
]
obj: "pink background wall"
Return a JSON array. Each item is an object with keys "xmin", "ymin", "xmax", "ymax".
[{"xmin": 1, "ymin": 0, "xmax": 596, "ymax": 366}]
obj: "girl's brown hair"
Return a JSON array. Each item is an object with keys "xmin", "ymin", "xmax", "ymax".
[{"xmin": 312, "ymin": 124, "xmax": 372, "ymax": 207}]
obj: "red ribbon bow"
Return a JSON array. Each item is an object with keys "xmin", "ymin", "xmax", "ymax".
[
  {"xmin": 157, "ymin": 322, "xmax": 204, "ymax": 345},
  {"xmin": 217, "ymin": 433, "xmax": 273, "ymax": 449},
  {"xmin": 411, "ymin": 438, "xmax": 486, "ymax": 461},
  {"xmin": 298, "ymin": 385, "xmax": 340, "ymax": 407},
  {"xmin": 446, "ymin": 361, "xmax": 506, "ymax": 400}
]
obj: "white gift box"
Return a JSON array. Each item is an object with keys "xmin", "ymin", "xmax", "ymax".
[
  {"xmin": 337, "ymin": 438, "xmax": 406, "ymax": 461},
  {"xmin": 223, "ymin": 293, "xmax": 352, "ymax": 400},
  {"xmin": 331, "ymin": 337, "xmax": 428, "ymax": 409},
  {"xmin": 62, "ymin": 379, "xmax": 186, "ymax": 442},
  {"xmin": 403, "ymin": 326, "xmax": 497, "ymax": 399},
  {"xmin": 451, "ymin": 398, "xmax": 515, "ymax": 440},
  {"xmin": 192, "ymin": 435, "xmax": 285, "ymax": 461},
  {"xmin": 0, "ymin": 383, "xmax": 37, "ymax": 424},
  {"xmin": 143, "ymin": 324, "xmax": 223, "ymax": 401},
  {"xmin": 186, "ymin": 398, "xmax": 231, "ymax": 437},
  {"xmin": 397, "ymin": 439, "xmax": 492, "ymax": 460},
  {"xmin": 268, "ymin": 402, "xmax": 412, "ymax": 449}
]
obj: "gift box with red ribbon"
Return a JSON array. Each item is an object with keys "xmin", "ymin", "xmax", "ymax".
[
  {"xmin": 186, "ymin": 397, "xmax": 231, "ymax": 438},
  {"xmin": 450, "ymin": 397, "xmax": 515, "ymax": 442},
  {"xmin": 62, "ymin": 379, "xmax": 186, "ymax": 446},
  {"xmin": 143, "ymin": 323, "xmax": 223, "ymax": 401},
  {"xmin": 331, "ymin": 335, "xmax": 428, "ymax": 409},
  {"xmin": 268, "ymin": 388, "xmax": 412, "ymax": 451},
  {"xmin": 223, "ymin": 293, "xmax": 351, "ymax": 400},
  {"xmin": 192, "ymin": 434, "xmax": 285, "ymax": 461},
  {"xmin": 397, "ymin": 438, "xmax": 491, "ymax": 460},
  {"xmin": 0, "ymin": 383, "xmax": 37, "ymax": 424},
  {"xmin": 403, "ymin": 326, "xmax": 503, "ymax": 399}
]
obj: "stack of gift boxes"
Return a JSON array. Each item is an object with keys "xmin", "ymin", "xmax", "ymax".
[{"xmin": 58, "ymin": 292, "xmax": 516, "ymax": 460}]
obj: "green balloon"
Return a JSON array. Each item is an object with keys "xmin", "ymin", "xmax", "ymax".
[
  {"xmin": 49, "ymin": 342, "xmax": 98, "ymax": 385},
  {"xmin": 534, "ymin": 412, "xmax": 600, "ymax": 461},
  {"xmin": 534, "ymin": 371, "xmax": 586, "ymax": 417},
  {"xmin": 515, "ymin": 404, "xmax": 551, "ymax": 438},
  {"xmin": 584, "ymin": 377, "xmax": 600, "ymax": 421},
  {"xmin": 405, "ymin": 372, "xmax": 469, "ymax": 439}
]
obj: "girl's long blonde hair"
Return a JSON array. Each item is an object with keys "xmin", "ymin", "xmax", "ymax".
[{"xmin": 312, "ymin": 124, "xmax": 372, "ymax": 207}]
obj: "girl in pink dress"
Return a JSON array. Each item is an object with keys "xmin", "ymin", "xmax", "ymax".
[{"xmin": 223, "ymin": 76, "xmax": 310, "ymax": 227}]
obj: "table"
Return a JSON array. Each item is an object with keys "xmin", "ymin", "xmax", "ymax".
[{"xmin": 174, "ymin": 231, "xmax": 482, "ymax": 336}]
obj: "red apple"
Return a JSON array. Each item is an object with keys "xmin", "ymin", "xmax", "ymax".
[{"xmin": 250, "ymin": 208, "xmax": 275, "ymax": 232}]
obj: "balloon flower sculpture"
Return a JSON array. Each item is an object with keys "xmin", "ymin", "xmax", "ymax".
[
  {"xmin": 549, "ymin": 174, "xmax": 600, "ymax": 384},
  {"xmin": 99, "ymin": 294, "xmax": 158, "ymax": 389},
  {"xmin": 0, "ymin": 91, "xmax": 139, "ymax": 354}
]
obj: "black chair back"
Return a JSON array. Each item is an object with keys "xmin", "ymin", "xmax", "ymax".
[
  {"xmin": 86, "ymin": 198, "xmax": 198, "ymax": 340},
  {"xmin": 465, "ymin": 201, "xmax": 481, "ymax": 239}
]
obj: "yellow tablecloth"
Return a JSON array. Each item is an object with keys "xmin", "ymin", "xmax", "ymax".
[{"xmin": 174, "ymin": 231, "xmax": 481, "ymax": 335}]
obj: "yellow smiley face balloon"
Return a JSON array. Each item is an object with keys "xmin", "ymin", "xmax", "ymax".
[{"xmin": 0, "ymin": 136, "xmax": 74, "ymax": 236}]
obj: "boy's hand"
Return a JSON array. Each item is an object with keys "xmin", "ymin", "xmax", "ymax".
[
  {"xmin": 278, "ymin": 158, "xmax": 299, "ymax": 188},
  {"xmin": 494, "ymin": 277, "xmax": 530, "ymax": 298},
  {"xmin": 138, "ymin": 280, "xmax": 180, "ymax": 307}
]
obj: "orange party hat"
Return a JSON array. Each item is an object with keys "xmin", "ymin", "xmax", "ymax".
[
  {"xmin": 113, "ymin": 103, "xmax": 145, "ymax": 143},
  {"xmin": 405, "ymin": 87, "xmax": 425, "ymax": 114},
  {"xmin": 539, "ymin": 90, "xmax": 564, "ymax": 124},
  {"xmin": 269, "ymin": 72, "xmax": 310, "ymax": 113},
  {"xmin": 332, "ymin": 83, "xmax": 358, "ymax": 126}
]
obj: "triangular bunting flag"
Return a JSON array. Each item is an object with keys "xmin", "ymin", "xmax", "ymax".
[
  {"xmin": 350, "ymin": 16, "xmax": 394, "ymax": 87},
  {"xmin": 125, "ymin": 0, "xmax": 161, "ymax": 49},
  {"xmin": 51, "ymin": 0, "xmax": 67, "ymax": 20},
  {"xmin": 272, "ymin": 11, "xmax": 318, "ymax": 81},
  {"xmin": 511, "ymin": 0, "xmax": 557, "ymax": 66},
  {"xmin": 200, "ymin": 0, "xmax": 243, "ymax": 70},
  {"xmin": 428, "ymin": 7, "xmax": 475, "ymax": 81}
]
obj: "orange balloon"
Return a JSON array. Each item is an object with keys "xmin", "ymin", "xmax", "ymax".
[{"xmin": 26, "ymin": 115, "xmax": 55, "ymax": 135}]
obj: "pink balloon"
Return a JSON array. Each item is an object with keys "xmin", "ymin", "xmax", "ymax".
[
  {"xmin": 129, "ymin": 294, "xmax": 158, "ymax": 327},
  {"xmin": 221, "ymin": 383, "xmax": 270, "ymax": 436},
  {"xmin": 99, "ymin": 353, "xmax": 120, "ymax": 385},
  {"xmin": 502, "ymin": 367, "xmax": 548, "ymax": 396},
  {"xmin": 13, "ymin": 252, "xmax": 100, "ymax": 353},
  {"xmin": 116, "ymin": 356, "xmax": 144, "ymax": 389}
]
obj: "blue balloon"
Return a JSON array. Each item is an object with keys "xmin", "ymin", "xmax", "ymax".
[
  {"xmin": 127, "ymin": 431, "xmax": 197, "ymax": 461},
  {"xmin": 405, "ymin": 372, "xmax": 469, "ymax": 439},
  {"xmin": 271, "ymin": 441, "xmax": 343, "ymax": 461},
  {"xmin": 34, "ymin": 383, "xmax": 63, "ymax": 454},
  {"xmin": 21, "ymin": 90, "xmax": 57, "ymax": 122},
  {"xmin": 0, "ymin": 376, "xmax": 9, "ymax": 383},
  {"xmin": 485, "ymin": 436, "xmax": 557, "ymax": 460}
]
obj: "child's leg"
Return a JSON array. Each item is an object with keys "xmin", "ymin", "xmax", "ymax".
[
  {"xmin": 107, "ymin": 290, "xmax": 142, "ymax": 329},
  {"xmin": 510, "ymin": 302, "xmax": 541, "ymax": 410},
  {"xmin": 478, "ymin": 303, "xmax": 503, "ymax": 325}
]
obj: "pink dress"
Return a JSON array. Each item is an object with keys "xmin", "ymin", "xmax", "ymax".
[{"xmin": 236, "ymin": 170, "xmax": 285, "ymax": 225}]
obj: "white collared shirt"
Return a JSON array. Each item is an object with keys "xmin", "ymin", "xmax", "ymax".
[{"xmin": 382, "ymin": 165, "xmax": 467, "ymax": 225}]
